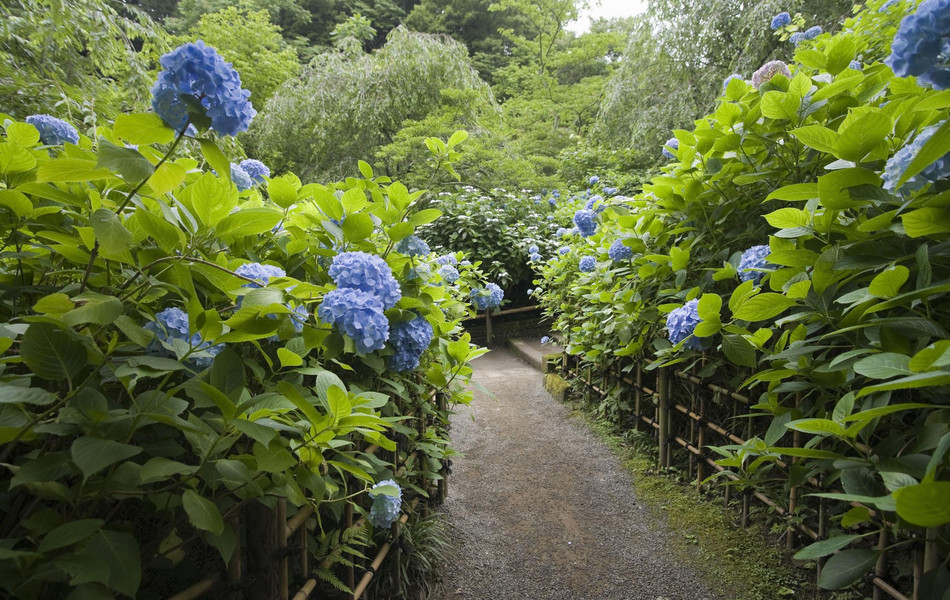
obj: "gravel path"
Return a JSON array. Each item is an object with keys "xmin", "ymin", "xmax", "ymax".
[{"xmin": 436, "ymin": 349, "xmax": 716, "ymax": 600}]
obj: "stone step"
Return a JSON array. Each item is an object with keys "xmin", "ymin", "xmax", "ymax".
[{"xmin": 506, "ymin": 336, "xmax": 563, "ymax": 372}]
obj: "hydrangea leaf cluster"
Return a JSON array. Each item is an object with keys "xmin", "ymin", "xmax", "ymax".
[
  {"xmin": 471, "ymin": 283, "xmax": 503, "ymax": 311},
  {"xmin": 752, "ymin": 60, "xmax": 792, "ymax": 89},
  {"xmin": 738, "ymin": 245, "xmax": 773, "ymax": 285},
  {"xmin": 883, "ymin": 123, "xmax": 950, "ymax": 193},
  {"xmin": 145, "ymin": 307, "xmax": 222, "ymax": 368},
  {"xmin": 771, "ymin": 12, "xmax": 791, "ymax": 29},
  {"xmin": 151, "ymin": 41, "xmax": 256, "ymax": 136},
  {"xmin": 396, "ymin": 235, "xmax": 430, "ymax": 257},
  {"xmin": 579, "ymin": 256, "xmax": 596, "ymax": 272},
  {"xmin": 388, "ymin": 314, "xmax": 434, "ymax": 372},
  {"xmin": 662, "ymin": 137, "xmax": 679, "ymax": 159},
  {"xmin": 327, "ymin": 252, "xmax": 401, "ymax": 309},
  {"xmin": 25, "ymin": 114, "xmax": 79, "ymax": 146},
  {"xmin": 608, "ymin": 239, "xmax": 633, "ymax": 262},
  {"xmin": 239, "ymin": 159, "xmax": 270, "ymax": 183},
  {"xmin": 317, "ymin": 288, "xmax": 390, "ymax": 353},
  {"xmin": 368, "ymin": 480, "xmax": 402, "ymax": 529},
  {"xmin": 573, "ymin": 209, "xmax": 597, "ymax": 237},
  {"xmin": 666, "ymin": 299, "xmax": 703, "ymax": 350},
  {"xmin": 230, "ymin": 163, "xmax": 253, "ymax": 192},
  {"xmin": 437, "ymin": 264, "xmax": 460, "ymax": 284},
  {"xmin": 886, "ymin": 0, "xmax": 950, "ymax": 89}
]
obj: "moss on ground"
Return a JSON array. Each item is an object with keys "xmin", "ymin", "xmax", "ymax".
[{"xmin": 563, "ymin": 395, "xmax": 815, "ymax": 600}]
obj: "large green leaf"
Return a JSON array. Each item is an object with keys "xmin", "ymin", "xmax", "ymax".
[
  {"xmin": 20, "ymin": 322, "xmax": 87, "ymax": 382},
  {"xmin": 86, "ymin": 530, "xmax": 141, "ymax": 597},
  {"xmin": 898, "ymin": 119, "xmax": 950, "ymax": 188},
  {"xmin": 38, "ymin": 519, "xmax": 104, "ymax": 554},
  {"xmin": 96, "ymin": 140, "xmax": 154, "ymax": 183},
  {"xmin": 217, "ymin": 208, "xmax": 283, "ymax": 238},
  {"xmin": 71, "ymin": 437, "xmax": 142, "ymax": 479},
  {"xmin": 732, "ymin": 293, "xmax": 795, "ymax": 321},
  {"xmin": 818, "ymin": 549, "xmax": 879, "ymax": 590},
  {"xmin": 91, "ymin": 208, "xmax": 133, "ymax": 257},
  {"xmin": 114, "ymin": 113, "xmax": 175, "ymax": 145},
  {"xmin": 836, "ymin": 111, "xmax": 892, "ymax": 162},
  {"xmin": 793, "ymin": 534, "xmax": 863, "ymax": 560},
  {"xmin": 182, "ymin": 489, "xmax": 224, "ymax": 535}
]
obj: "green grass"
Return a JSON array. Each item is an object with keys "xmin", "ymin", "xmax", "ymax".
[{"xmin": 550, "ymin": 374, "xmax": 816, "ymax": 600}]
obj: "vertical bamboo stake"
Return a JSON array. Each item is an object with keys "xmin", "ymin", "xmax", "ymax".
[
  {"xmin": 696, "ymin": 390, "xmax": 705, "ymax": 492},
  {"xmin": 485, "ymin": 310, "xmax": 492, "ymax": 346},
  {"xmin": 346, "ymin": 502, "xmax": 355, "ymax": 593},
  {"xmin": 924, "ymin": 527, "xmax": 939, "ymax": 573},
  {"xmin": 817, "ymin": 480, "xmax": 827, "ymax": 584},
  {"xmin": 873, "ymin": 528, "xmax": 888, "ymax": 600},
  {"xmin": 914, "ymin": 536, "xmax": 923, "ymax": 599},
  {"xmin": 658, "ymin": 368, "xmax": 669, "ymax": 469},
  {"xmin": 633, "ymin": 364, "xmax": 642, "ymax": 431},
  {"xmin": 741, "ymin": 490, "xmax": 750, "ymax": 528},
  {"xmin": 227, "ymin": 516, "xmax": 242, "ymax": 600},
  {"xmin": 788, "ymin": 394, "xmax": 802, "ymax": 549},
  {"xmin": 438, "ymin": 393, "xmax": 449, "ymax": 503},
  {"xmin": 298, "ymin": 519, "xmax": 308, "ymax": 581},
  {"xmin": 246, "ymin": 501, "xmax": 279, "ymax": 599},
  {"xmin": 688, "ymin": 383, "xmax": 696, "ymax": 481},
  {"xmin": 278, "ymin": 499, "xmax": 288, "ymax": 600}
]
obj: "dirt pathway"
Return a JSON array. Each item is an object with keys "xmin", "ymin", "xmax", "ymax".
[{"xmin": 436, "ymin": 349, "xmax": 715, "ymax": 600}]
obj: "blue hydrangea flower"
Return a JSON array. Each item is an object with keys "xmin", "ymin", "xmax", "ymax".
[
  {"xmin": 579, "ymin": 256, "xmax": 596, "ymax": 272},
  {"xmin": 528, "ymin": 244, "xmax": 539, "ymax": 254},
  {"xmin": 25, "ymin": 114, "xmax": 79, "ymax": 145},
  {"xmin": 771, "ymin": 12, "xmax": 791, "ymax": 29},
  {"xmin": 604, "ymin": 187, "xmax": 618, "ymax": 196},
  {"xmin": 883, "ymin": 123, "xmax": 950, "ymax": 193},
  {"xmin": 573, "ymin": 209, "xmax": 597, "ymax": 237},
  {"xmin": 289, "ymin": 304, "xmax": 308, "ymax": 333},
  {"xmin": 396, "ymin": 235, "xmax": 430, "ymax": 257},
  {"xmin": 549, "ymin": 198, "xmax": 557, "ymax": 207},
  {"xmin": 436, "ymin": 254, "xmax": 458, "ymax": 266},
  {"xmin": 558, "ymin": 246, "xmax": 570, "ymax": 256},
  {"xmin": 589, "ymin": 175, "xmax": 600, "ymax": 184},
  {"xmin": 369, "ymin": 479, "xmax": 402, "ymax": 529},
  {"xmin": 236, "ymin": 262, "xmax": 286, "ymax": 287},
  {"xmin": 145, "ymin": 307, "xmax": 222, "ymax": 368},
  {"xmin": 471, "ymin": 283, "xmax": 504, "ymax": 310},
  {"xmin": 552, "ymin": 189, "xmax": 560, "ymax": 198},
  {"xmin": 738, "ymin": 245, "xmax": 773, "ymax": 285},
  {"xmin": 230, "ymin": 163, "xmax": 253, "ymax": 191},
  {"xmin": 555, "ymin": 227, "xmax": 571, "ymax": 238},
  {"xmin": 527, "ymin": 288, "xmax": 534, "ymax": 296},
  {"xmin": 239, "ymin": 158, "xmax": 270, "ymax": 183},
  {"xmin": 328, "ymin": 252, "xmax": 401, "ymax": 309},
  {"xmin": 723, "ymin": 73, "xmax": 745, "ymax": 92},
  {"xmin": 803, "ymin": 25, "xmax": 822, "ymax": 39},
  {"xmin": 150, "ymin": 41, "xmax": 256, "ymax": 136},
  {"xmin": 608, "ymin": 239, "xmax": 633, "ymax": 262},
  {"xmin": 460, "ymin": 260, "xmax": 471, "ymax": 266},
  {"xmin": 388, "ymin": 314, "xmax": 434, "ymax": 372},
  {"xmin": 438, "ymin": 264, "xmax": 459, "ymax": 284},
  {"xmin": 529, "ymin": 252, "xmax": 543, "ymax": 262},
  {"xmin": 585, "ymin": 195, "xmax": 604, "ymax": 210},
  {"xmin": 541, "ymin": 336, "xmax": 551, "ymax": 344},
  {"xmin": 666, "ymin": 299, "xmax": 703, "ymax": 350},
  {"xmin": 849, "ymin": 60, "xmax": 863, "ymax": 70},
  {"xmin": 662, "ymin": 137, "xmax": 679, "ymax": 159},
  {"xmin": 547, "ymin": 215, "xmax": 555, "ymax": 221},
  {"xmin": 752, "ymin": 60, "xmax": 792, "ymax": 88},
  {"xmin": 790, "ymin": 32, "xmax": 805, "ymax": 45},
  {"xmin": 317, "ymin": 288, "xmax": 389, "ymax": 353},
  {"xmin": 886, "ymin": 0, "xmax": 950, "ymax": 89}
]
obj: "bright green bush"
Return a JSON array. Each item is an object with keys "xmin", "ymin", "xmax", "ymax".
[
  {"xmin": 0, "ymin": 50, "xmax": 488, "ymax": 596},
  {"xmin": 536, "ymin": 0, "xmax": 949, "ymax": 593}
]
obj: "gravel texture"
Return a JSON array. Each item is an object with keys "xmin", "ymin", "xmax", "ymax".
[{"xmin": 436, "ymin": 349, "xmax": 716, "ymax": 600}]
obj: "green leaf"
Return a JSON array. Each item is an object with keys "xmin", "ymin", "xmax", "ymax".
[
  {"xmin": 217, "ymin": 208, "xmax": 283, "ymax": 238},
  {"xmin": 341, "ymin": 187, "xmax": 368, "ymax": 214},
  {"xmin": 140, "ymin": 457, "xmax": 197, "ymax": 484},
  {"xmin": 39, "ymin": 519, "xmax": 104, "ymax": 554},
  {"xmin": 62, "ymin": 293, "xmax": 124, "ymax": 327},
  {"xmin": 793, "ymin": 534, "xmax": 862, "ymax": 560},
  {"xmin": 844, "ymin": 402, "xmax": 938, "ymax": 421},
  {"xmin": 71, "ymin": 437, "xmax": 142, "ymax": 479},
  {"xmin": 91, "ymin": 208, "xmax": 133, "ymax": 257},
  {"xmin": 894, "ymin": 482, "xmax": 950, "ymax": 527},
  {"xmin": 761, "ymin": 91, "xmax": 801, "ymax": 121},
  {"xmin": 87, "ymin": 530, "xmax": 141, "ymax": 597},
  {"xmin": 853, "ymin": 353, "xmax": 912, "ymax": 379},
  {"xmin": 901, "ymin": 207, "xmax": 950, "ymax": 237},
  {"xmin": 764, "ymin": 207, "xmax": 809, "ymax": 229},
  {"xmin": 791, "ymin": 125, "xmax": 839, "ymax": 154},
  {"xmin": 210, "ymin": 347, "xmax": 246, "ymax": 402},
  {"xmin": 198, "ymin": 138, "xmax": 230, "ymax": 180},
  {"xmin": 96, "ymin": 140, "xmax": 154, "ymax": 183},
  {"xmin": 448, "ymin": 130, "xmax": 469, "ymax": 146},
  {"xmin": 278, "ymin": 347, "xmax": 303, "ymax": 368},
  {"xmin": 114, "ymin": 113, "xmax": 175, "ymax": 145},
  {"xmin": 732, "ymin": 293, "xmax": 795, "ymax": 321},
  {"xmin": 278, "ymin": 381, "xmax": 323, "ymax": 425},
  {"xmin": 857, "ymin": 373, "xmax": 950, "ymax": 398},
  {"xmin": 182, "ymin": 489, "xmax": 224, "ymax": 535},
  {"xmin": 766, "ymin": 183, "xmax": 819, "ymax": 202},
  {"xmin": 868, "ymin": 266, "xmax": 909, "ymax": 299},
  {"xmin": 268, "ymin": 174, "xmax": 299, "ymax": 208},
  {"xmin": 408, "ymin": 209, "xmax": 442, "ymax": 226},
  {"xmin": 722, "ymin": 334, "xmax": 757, "ymax": 367},
  {"xmin": 146, "ymin": 162, "xmax": 187, "ymax": 195},
  {"xmin": 36, "ymin": 158, "xmax": 112, "ymax": 183},
  {"xmin": 841, "ymin": 505, "xmax": 872, "ymax": 528},
  {"xmin": 0, "ymin": 383, "xmax": 56, "ymax": 406},
  {"xmin": 765, "ymin": 447, "xmax": 843, "ymax": 459},
  {"xmin": 818, "ymin": 168, "xmax": 882, "ymax": 209},
  {"xmin": 7, "ymin": 122, "xmax": 41, "ymax": 146},
  {"xmin": 20, "ymin": 322, "xmax": 87, "ymax": 382},
  {"xmin": 836, "ymin": 111, "xmax": 892, "ymax": 162},
  {"xmin": 342, "ymin": 213, "xmax": 374, "ymax": 241},
  {"xmin": 785, "ymin": 418, "xmax": 846, "ymax": 437},
  {"xmin": 697, "ymin": 293, "xmax": 722, "ymax": 320},
  {"xmin": 387, "ymin": 222, "xmax": 414, "ymax": 242},
  {"xmin": 898, "ymin": 119, "xmax": 950, "ymax": 188},
  {"xmin": 818, "ymin": 549, "xmax": 879, "ymax": 590}
]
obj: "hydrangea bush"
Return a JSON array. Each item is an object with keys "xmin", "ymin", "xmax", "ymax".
[
  {"xmin": 534, "ymin": 0, "xmax": 950, "ymax": 594},
  {"xmin": 0, "ymin": 41, "xmax": 490, "ymax": 599}
]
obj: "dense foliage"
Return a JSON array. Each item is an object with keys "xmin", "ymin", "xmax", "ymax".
[
  {"xmin": 0, "ymin": 40, "xmax": 491, "ymax": 597},
  {"xmin": 535, "ymin": 0, "xmax": 950, "ymax": 594}
]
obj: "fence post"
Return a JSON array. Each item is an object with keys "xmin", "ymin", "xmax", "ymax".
[
  {"xmin": 278, "ymin": 499, "xmax": 289, "ymax": 600},
  {"xmin": 657, "ymin": 367, "xmax": 669, "ymax": 470},
  {"xmin": 227, "ymin": 516, "xmax": 242, "ymax": 600},
  {"xmin": 873, "ymin": 528, "xmax": 888, "ymax": 600},
  {"xmin": 788, "ymin": 393, "xmax": 802, "ymax": 549},
  {"xmin": 245, "ymin": 501, "xmax": 280, "ymax": 599},
  {"xmin": 438, "ymin": 392, "xmax": 449, "ymax": 503},
  {"xmin": 633, "ymin": 363, "xmax": 642, "ymax": 432},
  {"xmin": 696, "ymin": 389, "xmax": 705, "ymax": 492},
  {"xmin": 485, "ymin": 310, "xmax": 492, "ymax": 346}
]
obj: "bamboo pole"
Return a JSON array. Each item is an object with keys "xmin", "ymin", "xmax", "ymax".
[
  {"xmin": 351, "ymin": 498, "xmax": 421, "ymax": 600},
  {"xmin": 278, "ymin": 499, "xmax": 288, "ymax": 600},
  {"xmin": 873, "ymin": 528, "xmax": 888, "ymax": 600},
  {"xmin": 227, "ymin": 516, "xmax": 242, "ymax": 600},
  {"xmin": 166, "ymin": 577, "xmax": 216, "ymax": 600},
  {"xmin": 657, "ymin": 368, "xmax": 669, "ymax": 469}
]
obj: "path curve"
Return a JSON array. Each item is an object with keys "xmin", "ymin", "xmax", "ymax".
[{"xmin": 436, "ymin": 349, "xmax": 715, "ymax": 600}]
